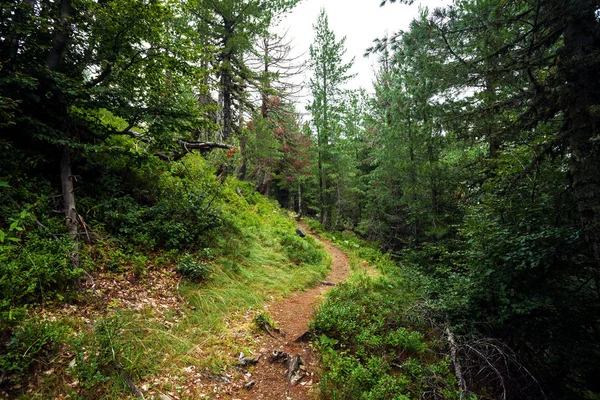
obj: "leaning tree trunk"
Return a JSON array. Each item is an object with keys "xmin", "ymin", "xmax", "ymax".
[
  {"xmin": 564, "ymin": 7, "xmax": 600, "ymax": 291},
  {"xmin": 46, "ymin": 0, "xmax": 79, "ymax": 269}
]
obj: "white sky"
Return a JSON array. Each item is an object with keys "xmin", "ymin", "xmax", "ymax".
[{"xmin": 275, "ymin": 0, "xmax": 450, "ymax": 103}]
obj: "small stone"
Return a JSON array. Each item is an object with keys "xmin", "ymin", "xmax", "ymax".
[{"xmin": 244, "ymin": 381, "xmax": 256, "ymax": 390}]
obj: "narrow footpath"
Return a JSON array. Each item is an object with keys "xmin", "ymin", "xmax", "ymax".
[{"xmin": 226, "ymin": 222, "xmax": 350, "ymax": 399}]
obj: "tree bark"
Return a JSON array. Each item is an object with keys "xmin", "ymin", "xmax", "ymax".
[
  {"xmin": 45, "ymin": 0, "xmax": 73, "ymax": 71},
  {"xmin": 318, "ymin": 144, "xmax": 325, "ymax": 225},
  {"xmin": 564, "ymin": 8, "xmax": 600, "ymax": 280},
  {"xmin": 61, "ymin": 145, "xmax": 79, "ymax": 268},
  {"xmin": 46, "ymin": 0, "xmax": 79, "ymax": 269},
  {"xmin": 219, "ymin": 18, "xmax": 235, "ymax": 142},
  {"xmin": 297, "ymin": 182, "xmax": 303, "ymax": 217}
]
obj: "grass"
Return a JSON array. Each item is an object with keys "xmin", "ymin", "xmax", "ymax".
[{"xmin": 1, "ymin": 182, "xmax": 330, "ymax": 399}]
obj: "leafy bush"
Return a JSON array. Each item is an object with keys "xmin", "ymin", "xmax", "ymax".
[
  {"xmin": 87, "ymin": 154, "xmax": 223, "ymax": 250},
  {"xmin": 304, "ymin": 219, "xmax": 325, "ymax": 234},
  {"xmin": 253, "ymin": 311, "xmax": 278, "ymax": 333},
  {"xmin": 68, "ymin": 313, "xmax": 154, "ymax": 397},
  {"xmin": 0, "ymin": 233, "xmax": 80, "ymax": 322},
  {"xmin": 279, "ymin": 232, "xmax": 324, "ymax": 265},
  {"xmin": 176, "ymin": 253, "xmax": 211, "ymax": 282},
  {"xmin": 312, "ymin": 276, "xmax": 459, "ymax": 399},
  {"xmin": 0, "ymin": 317, "xmax": 69, "ymax": 383}
]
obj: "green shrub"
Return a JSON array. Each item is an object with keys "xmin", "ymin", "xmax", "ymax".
[
  {"xmin": 313, "ymin": 276, "xmax": 459, "ymax": 399},
  {"xmin": 68, "ymin": 313, "xmax": 155, "ymax": 397},
  {"xmin": 0, "ymin": 234, "xmax": 80, "ymax": 322},
  {"xmin": 68, "ymin": 317, "xmax": 121, "ymax": 394},
  {"xmin": 88, "ymin": 154, "xmax": 224, "ymax": 250},
  {"xmin": 279, "ymin": 232, "xmax": 324, "ymax": 265},
  {"xmin": 305, "ymin": 219, "xmax": 324, "ymax": 234},
  {"xmin": 0, "ymin": 317, "xmax": 69, "ymax": 383},
  {"xmin": 253, "ymin": 311, "xmax": 278, "ymax": 333},
  {"xmin": 176, "ymin": 253, "xmax": 211, "ymax": 282}
]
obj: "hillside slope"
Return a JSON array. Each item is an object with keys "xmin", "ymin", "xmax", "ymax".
[{"xmin": 0, "ymin": 154, "xmax": 331, "ymax": 399}]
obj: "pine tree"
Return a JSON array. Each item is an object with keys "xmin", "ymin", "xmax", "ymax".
[{"xmin": 308, "ymin": 8, "xmax": 354, "ymax": 226}]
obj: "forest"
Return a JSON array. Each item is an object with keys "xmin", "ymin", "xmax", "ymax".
[{"xmin": 1, "ymin": 0, "xmax": 599, "ymax": 399}]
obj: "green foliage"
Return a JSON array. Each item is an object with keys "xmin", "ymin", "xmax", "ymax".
[
  {"xmin": 0, "ymin": 233, "xmax": 80, "ymax": 323},
  {"xmin": 87, "ymin": 153, "xmax": 223, "ymax": 249},
  {"xmin": 252, "ymin": 311, "xmax": 278, "ymax": 333},
  {"xmin": 313, "ymin": 275, "xmax": 459, "ymax": 399},
  {"xmin": 279, "ymin": 231, "xmax": 324, "ymax": 265},
  {"xmin": 304, "ymin": 219, "xmax": 325, "ymax": 234},
  {"xmin": 68, "ymin": 313, "xmax": 154, "ymax": 397},
  {"xmin": 0, "ymin": 317, "xmax": 69, "ymax": 380},
  {"xmin": 176, "ymin": 253, "xmax": 212, "ymax": 282}
]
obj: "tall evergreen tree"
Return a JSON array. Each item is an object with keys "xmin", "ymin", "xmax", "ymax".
[
  {"xmin": 194, "ymin": 0, "xmax": 299, "ymax": 142},
  {"xmin": 308, "ymin": 8, "xmax": 354, "ymax": 226}
]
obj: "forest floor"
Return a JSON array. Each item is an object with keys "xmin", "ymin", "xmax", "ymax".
[{"xmin": 203, "ymin": 222, "xmax": 350, "ymax": 400}]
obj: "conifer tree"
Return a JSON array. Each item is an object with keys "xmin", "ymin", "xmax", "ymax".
[{"xmin": 308, "ymin": 8, "xmax": 354, "ymax": 226}]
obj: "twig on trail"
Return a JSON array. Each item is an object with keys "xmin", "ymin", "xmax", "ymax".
[
  {"xmin": 263, "ymin": 324, "xmax": 283, "ymax": 341},
  {"xmin": 81, "ymin": 269, "xmax": 96, "ymax": 291}
]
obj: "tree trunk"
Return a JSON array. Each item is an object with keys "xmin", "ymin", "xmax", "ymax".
[
  {"xmin": 297, "ymin": 182, "xmax": 303, "ymax": 217},
  {"xmin": 238, "ymin": 134, "xmax": 247, "ymax": 180},
  {"xmin": 564, "ymin": 11, "xmax": 600, "ymax": 279},
  {"xmin": 318, "ymin": 149, "xmax": 325, "ymax": 225},
  {"xmin": 335, "ymin": 183, "xmax": 341, "ymax": 230},
  {"xmin": 46, "ymin": 0, "xmax": 79, "ymax": 269},
  {"xmin": 61, "ymin": 145, "xmax": 79, "ymax": 268},
  {"xmin": 221, "ymin": 71, "xmax": 233, "ymax": 141},
  {"xmin": 220, "ymin": 19, "xmax": 235, "ymax": 142},
  {"xmin": 45, "ymin": 0, "xmax": 73, "ymax": 71}
]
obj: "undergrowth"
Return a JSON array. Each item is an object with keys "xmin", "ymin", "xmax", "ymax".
[
  {"xmin": 310, "ymin": 223, "xmax": 462, "ymax": 400},
  {"xmin": 0, "ymin": 154, "xmax": 330, "ymax": 399}
]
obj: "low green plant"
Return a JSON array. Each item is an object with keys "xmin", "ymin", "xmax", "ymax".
[
  {"xmin": 68, "ymin": 313, "xmax": 157, "ymax": 398},
  {"xmin": 131, "ymin": 254, "xmax": 149, "ymax": 280},
  {"xmin": 253, "ymin": 311, "xmax": 278, "ymax": 333},
  {"xmin": 312, "ymin": 270, "xmax": 459, "ymax": 399},
  {"xmin": 304, "ymin": 219, "xmax": 325, "ymax": 234},
  {"xmin": 0, "ymin": 233, "xmax": 80, "ymax": 323},
  {"xmin": 279, "ymin": 232, "xmax": 324, "ymax": 265},
  {"xmin": 176, "ymin": 253, "xmax": 212, "ymax": 282},
  {"xmin": 0, "ymin": 317, "xmax": 69, "ymax": 384}
]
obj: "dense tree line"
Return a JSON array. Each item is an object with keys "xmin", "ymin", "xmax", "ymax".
[
  {"xmin": 2, "ymin": 0, "xmax": 600, "ymax": 397},
  {"xmin": 301, "ymin": 0, "xmax": 600, "ymax": 398}
]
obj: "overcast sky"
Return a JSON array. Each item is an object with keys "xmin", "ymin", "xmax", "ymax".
[{"xmin": 275, "ymin": 0, "xmax": 450, "ymax": 100}]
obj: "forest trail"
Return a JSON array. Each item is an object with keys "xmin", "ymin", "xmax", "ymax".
[{"xmin": 212, "ymin": 222, "xmax": 350, "ymax": 399}]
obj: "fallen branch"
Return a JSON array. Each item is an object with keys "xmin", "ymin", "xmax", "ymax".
[
  {"xmin": 176, "ymin": 138, "xmax": 232, "ymax": 153},
  {"xmin": 319, "ymin": 280, "xmax": 336, "ymax": 286},
  {"xmin": 287, "ymin": 354, "xmax": 304, "ymax": 385},
  {"xmin": 445, "ymin": 325, "xmax": 469, "ymax": 400},
  {"xmin": 155, "ymin": 139, "xmax": 232, "ymax": 161}
]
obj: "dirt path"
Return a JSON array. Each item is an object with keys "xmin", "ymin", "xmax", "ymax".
[{"xmin": 224, "ymin": 222, "xmax": 350, "ymax": 400}]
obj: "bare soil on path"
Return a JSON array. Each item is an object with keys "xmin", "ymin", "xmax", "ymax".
[{"xmin": 216, "ymin": 222, "xmax": 350, "ymax": 400}]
